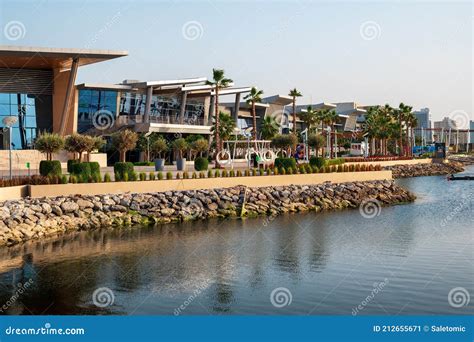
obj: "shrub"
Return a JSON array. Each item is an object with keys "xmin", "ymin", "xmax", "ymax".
[
  {"xmin": 199, "ymin": 172, "xmax": 205, "ymax": 179},
  {"xmin": 139, "ymin": 172, "xmax": 147, "ymax": 181},
  {"xmin": 299, "ymin": 165, "xmax": 306, "ymax": 174},
  {"xmin": 192, "ymin": 172, "xmax": 197, "ymax": 179},
  {"xmin": 280, "ymin": 167, "xmax": 286, "ymax": 175},
  {"xmin": 337, "ymin": 165, "xmax": 343, "ymax": 172},
  {"xmin": 368, "ymin": 164, "xmax": 375, "ymax": 171},
  {"xmin": 123, "ymin": 172, "xmax": 129, "ymax": 182},
  {"xmin": 69, "ymin": 175, "xmax": 78, "ymax": 184},
  {"xmin": 286, "ymin": 167, "xmax": 293, "ymax": 175},
  {"xmin": 67, "ymin": 159, "xmax": 79, "ymax": 173},
  {"xmin": 111, "ymin": 129, "xmax": 138, "ymax": 162},
  {"xmin": 130, "ymin": 172, "xmax": 138, "ymax": 181},
  {"xmin": 133, "ymin": 162, "xmax": 154, "ymax": 166},
  {"xmin": 375, "ymin": 164, "xmax": 382, "ymax": 171},
  {"xmin": 273, "ymin": 167, "xmax": 279, "ymax": 175},
  {"xmin": 150, "ymin": 138, "xmax": 169, "ymax": 160},
  {"xmin": 207, "ymin": 170, "xmax": 213, "ymax": 178},
  {"xmin": 309, "ymin": 157, "xmax": 325, "ymax": 169},
  {"xmin": 94, "ymin": 173, "xmax": 102, "ymax": 183},
  {"xmin": 39, "ymin": 160, "xmax": 62, "ymax": 177},
  {"xmin": 275, "ymin": 157, "xmax": 296, "ymax": 170},
  {"xmin": 149, "ymin": 172, "xmax": 155, "ymax": 180},
  {"xmin": 35, "ymin": 132, "xmax": 64, "ymax": 161},
  {"xmin": 221, "ymin": 170, "xmax": 228, "ymax": 177},
  {"xmin": 157, "ymin": 172, "xmax": 164, "ymax": 180},
  {"xmin": 114, "ymin": 162, "xmax": 134, "ymax": 180},
  {"xmin": 104, "ymin": 173, "xmax": 112, "ymax": 182},
  {"xmin": 172, "ymin": 138, "xmax": 188, "ymax": 159},
  {"xmin": 236, "ymin": 170, "xmax": 242, "ymax": 177},
  {"xmin": 244, "ymin": 169, "xmax": 250, "ymax": 177},
  {"xmin": 229, "ymin": 170, "xmax": 235, "ymax": 177},
  {"xmin": 194, "ymin": 157, "xmax": 209, "ymax": 171},
  {"xmin": 312, "ymin": 166, "xmax": 319, "ymax": 173},
  {"xmin": 88, "ymin": 162, "xmax": 100, "ymax": 177},
  {"xmin": 327, "ymin": 158, "xmax": 345, "ymax": 166},
  {"xmin": 214, "ymin": 169, "xmax": 220, "ymax": 178},
  {"xmin": 305, "ymin": 164, "xmax": 313, "ymax": 173},
  {"xmin": 176, "ymin": 172, "xmax": 181, "ymax": 179},
  {"xmin": 349, "ymin": 164, "xmax": 355, "ymax": 172},
  {"xmin": 60, "ymin": 175, "xmax": 68, "ymax": 184},
  {"xmin": 183, "ymin": 171, "xmax": 189, "ymax": 179},
  {"xmin": 259, "ymin": 169, "xmax": 264, "ymax": 176},
  {"xmin": 354, "ymin": 164, "xmax": 361, "ymax": 172},
  {"xmin": 252, "ymin": 168, "xmax": 257, "ymax": 176},
  {"xmin": 166, "ymin": 172, "xmax": 172, "ymax": 180},
  {"xmin": 360, "ymin": 164, "xmax": 367, "ymax": 172},
  {"xmin": 114, "ymin": 172, "xmax": 121, "ymax": 182},
  {"xmin": 71, "ymin": 162, "xmax": 91, "ymax": 182}
]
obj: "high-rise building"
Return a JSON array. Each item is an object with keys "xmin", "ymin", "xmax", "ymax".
[{"xmin": 413, "ymin": 108, "xmax": 432, "ymax": 143}]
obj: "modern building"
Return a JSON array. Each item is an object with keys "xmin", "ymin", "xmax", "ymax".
[
  {"xmin": 434, "ymin": 117, "xmax": 469, "ymax": 148},
  {"xmin": 0, "ymin": 46, "xmax": 128, "ymax": 150},
  {"xmin": 413, "ymin": 108, "xmax": 433, "ymax": 143}
]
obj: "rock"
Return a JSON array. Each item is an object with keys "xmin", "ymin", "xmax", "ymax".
[
  {"xmin": 60, "ymin": 202, "xmax": 79, "ymax": 213},
  {"xmin": 77, "ymin": 199, "xmax": 94, "ymax": 209}
]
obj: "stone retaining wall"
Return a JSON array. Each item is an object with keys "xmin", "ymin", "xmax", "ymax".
[
  {"xmin": 0, "ymin": 180, "xmax": 415, "ymax": 247},
  {"xmin": 384, "ymin": 162, "xmax": 464, "ymax": 178}
]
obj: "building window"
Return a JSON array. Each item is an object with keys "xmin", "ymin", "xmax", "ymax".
[
  {"xmin": 78, "ymin": 89, "xmax": 118, "ymax": 133},
  {"xmin": 0, "ymin": 93, "xmax": 52, "ymax": 150}
]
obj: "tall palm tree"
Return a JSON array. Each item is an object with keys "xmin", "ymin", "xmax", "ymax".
[
  {"xmin": 260, "ymin": 116, "xmax": 279, "ymax": 140},
  {"xmin": 397, "ymin": 103, "xmax": 412, "ymax": 156},
  {"xmin": 244, "ymin": 87, "xmax": 264, "ymax": 140},
  {"xmin": 320, "ymin": 109, "xmax": 338, "ymax": 158},
  {"xmin": 406, "ymin": 112, "xmax": 418, "ymax": 156},
  {"xmin": 288, "ymin": 88, "xmax": 302, "ymax": 134},
  {"xmin": 299, "ymin": 105, "xmax": 319, "ymax": 133},
  {"xmin": 206, "ymin": 69, "xmax": 233, "ymax": 154}
]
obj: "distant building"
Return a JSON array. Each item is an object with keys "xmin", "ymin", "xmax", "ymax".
[
  {"xmin": 434, "ymin": 117, "xmax": 469, "ymax": 147},
  {"xmin": 470, "ymin": 120, "xmax": 474, "ymax": 144},
  {"xmin": 413, "ymin": 108, "xmax": 432, "ymax": 143}
]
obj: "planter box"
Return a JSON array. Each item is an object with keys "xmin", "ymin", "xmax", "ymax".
[
  {"xmin": 0, "ymin": 185, "xmax": 28, "ymax": 200},
  {"xmin": 27, "ymin": 171, "xmax": 392, "ymax": 198}
]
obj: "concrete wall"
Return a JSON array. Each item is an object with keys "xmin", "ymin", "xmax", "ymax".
[
  {"xmin": 0, "ymin": 185, "xmax": 28, "ymax": 200},
  {"xmin": 0, "ymin": 150, "xmax": 108, "ymax": 171},
  {"xmin": 27, "ymin": 171, "xmax": 392, "ymax": 198},
  {"xmin": 345, "ymin": 159, "xmax": 433, "ymax": 167}
]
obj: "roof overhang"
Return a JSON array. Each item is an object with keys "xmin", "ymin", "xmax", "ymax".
[
  {"xmin": 211, "ymin": 87, "xmax": 251, "ymax": 96},
  {"xmin": 0, "ymin": 45, "xmax": 128, "ymax": 70},
  {"xmin": 262, "ymin": 95, "xmax": 293, "ymax": 106},
  {"xmin": 76, "ymin": 83, "xmax": 134, "ymax": 91},
  {"xmin": 130, "ymin": 77, "xmax": 208, "ymax": 88}
]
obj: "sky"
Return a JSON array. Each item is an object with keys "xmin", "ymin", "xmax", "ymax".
[{"xmin": 0, "ymin": 0, "xmax": 472, "ymax": 125}]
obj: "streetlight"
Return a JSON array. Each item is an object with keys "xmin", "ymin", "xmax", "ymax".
[{"xmin": 2, "ymin": 116, "xmax": 18, "ymax": 180}]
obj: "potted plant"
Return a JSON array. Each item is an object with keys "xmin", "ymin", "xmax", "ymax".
[
  {"xmin": 172, "ymin": 138, "xmax": 188, "ymax": 171},
  {"xmin": 152, "ymin": 138, "xmax": 168, "ymax": 171}
]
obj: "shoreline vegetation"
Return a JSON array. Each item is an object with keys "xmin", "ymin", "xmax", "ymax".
[{"xmin": 0, "ymin": 180, "xmax": 415, "ymax": 247}]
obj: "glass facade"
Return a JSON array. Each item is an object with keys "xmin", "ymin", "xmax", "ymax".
[
  {"xmin": 78, "ymin": 90, "xmax": 118, "ymax": 133},
  {"xmin": 0, "ymin": 93, "xmax": 52, "ymax": 149}
]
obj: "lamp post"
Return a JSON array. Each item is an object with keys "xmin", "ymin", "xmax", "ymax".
[{"xmin": 2, "ymin": 116, "xmax": 18, "ymax": 180}]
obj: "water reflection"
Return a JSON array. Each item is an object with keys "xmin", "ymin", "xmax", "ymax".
[{"xmin": 0, "ymin": 167, "xmax": 472, "ymax": 315}]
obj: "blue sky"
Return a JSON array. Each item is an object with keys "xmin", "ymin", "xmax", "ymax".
[{"xmin": 0, "ymin": 0, "xmax": 472, "ymax": 124}]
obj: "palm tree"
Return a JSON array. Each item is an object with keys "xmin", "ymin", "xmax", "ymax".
[
  {"xmin": 210, "ymin": 112, "xmax": 236, "ymax": 143},
  {"xmin": 319, "ymin": 109, "xmax": 338, "ymax": 158},
  {"xmin": 288, "ymin": 88, "xmax": 302, "ymax": 134},
  {"xmin": 406, "ymin": 112, "xmax": 418, "ymax": 156},
  {"xmin": 260, "ymin": 116, "xmax": 279, "ymax": 140},
  {"xmin": 397, "ymin": 103, "xmax": 413, "ymax": 156},
  {"xmin": 206, "ymin": 69, "xmax": 233, "ymax": 154},
  {"xmin": 244, "ymin": 87, "xmax": 264, "ymax": 140},
  {"xmin": 299, "ymin": 105, "xmax": 319, "ymax": 132}
]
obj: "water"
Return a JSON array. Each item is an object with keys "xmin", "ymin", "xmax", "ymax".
[{"xmin": 0, "ymin": 167, "xmax": 472, "ymax": 315}]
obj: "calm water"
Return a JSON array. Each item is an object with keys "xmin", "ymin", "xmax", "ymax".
[{"xmin": 0, "ymin": 166, "xmax": 472, "ymax": 315}]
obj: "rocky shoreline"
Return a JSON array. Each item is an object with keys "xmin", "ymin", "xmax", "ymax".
[
  {"xmin": 384, "ymin": 162, "xmax": 464, "ymax": 178},
  {"xmin": 0, "ymin": 180, "xmax": 415, "ymax": 247}
]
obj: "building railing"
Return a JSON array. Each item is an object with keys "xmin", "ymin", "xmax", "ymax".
[{"xmin": 116, "ymin": 114, "xmax": 207, "ymax": 126}]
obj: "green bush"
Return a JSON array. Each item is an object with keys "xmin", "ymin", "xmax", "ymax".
[
  {"xmin": 123, "ymin": 173, "xmax": 129, "ymax": 182},
  {"xmin": 273, "ymin": 167, "xmax": 279, "ymax": 175},
  {"xmin": 192, "ymin": 172, "xmax": 197, "ymax": 179},
  {"xmin": 214, "ymin": 169, "xmax": 220, "ymax": 178},
  {"xmin": 139, "ymin": 172, "xmax": 147, "ymax": 181},
  {"xmin": 252, "ymin": 168, "xmax": 257, "ymax": 176},
  {"xmin": 259, "ymin": 169, "xmax": 264, "ymax": 176},
  {"xmin": 274, "ymin": 157, "xmax": 296, "ymax": 170},
  {"xmin": 176, "ymin": 172, "xmax": 181, "ymax": 179},
  {"xmin": 207, "ymin": 170, "xmax": 213, "ymax": 178},
  {"xmin": 229, "ymin": 170, "xmax": 235, "ymax": 177},
  {"xmin": 199, "ymin": 172, "xmax": 205, "ymax": 179},
  {"xmin": 305, "ymin": 164, "xmax": 313, "ymax": 173},
  {"xmin": 69, "ymin": 175, "xmax": 78, "ymax": 184},
  {"xmin": 149, "ymin": 172, "xmax": 155, "ymax": 180},
  {"xmin": 236, "ymin": 170, "xmax": 242, "ymax": 177},
  {"xmin": 286, "ymin": 167, "xmax": 293, "ymax": 175},
  {"xmin": 133, "ymin": 161, "xmax": 154, "ymax": 166},
  {"xmin": 39, "ymin": 160, "xmax": 62, "ymax": 177},
  {"xmin": 67, "ymin": 159, "xmax": 79, "ymax": 173},
  {"xmin": 89, "ymin": 162, "xmax": 100, "ymax": 177},
  {"xmin": 114, "ymin": 162, "xmax": 134, "ymax": 181},
  {"xmin": 166, "ymin": 172, "xmax": 173, "ymax": 180},
  {"xmin": 114, "ymin": 172, "xmax": 121, "ymax": 181},
  {"xmin": 104, "ymin": 173, "xmax": 111, "ymax": 182},
  {"xmin": 60, "ymin": 175, "xmax": 68, "ymax": 184},
  {"xmin": 244, "ymin": 169, "xmax": 250, "ymax": 177},
  {"xmin": 194, "ymin": 157, "xmax": 209, "ymax": 171},
  {"xmin": 158, "ymin": 172, "xmax": 164, "ymax": 180},
  {"xmin": 221, "ymin": 170, "xmax": 228, "ymax": 177},
  {"xmin": 279, "ymin": 167, "xmax": 286, "ymax": 175},
  {"xmin": 130, "ymin": 172, "xmax": 138, "ymax": 181},
  {"xmin": 71, "ymin": 162, "xmax": 91, "ymax": 182},
  {"xmin": 309, "ymin": 157, "xmax": 326, "ymax": 169},
  {"xmin": 326, "ymin": 158, "xmax": 345, "ymax": 166},
  {"xmin": 312, "ymin": 166, "xmax": 319, "ymax": 173},
  {"xmin": 183, "ymin": 171, "xmax": 189, "ymax": 179}
]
